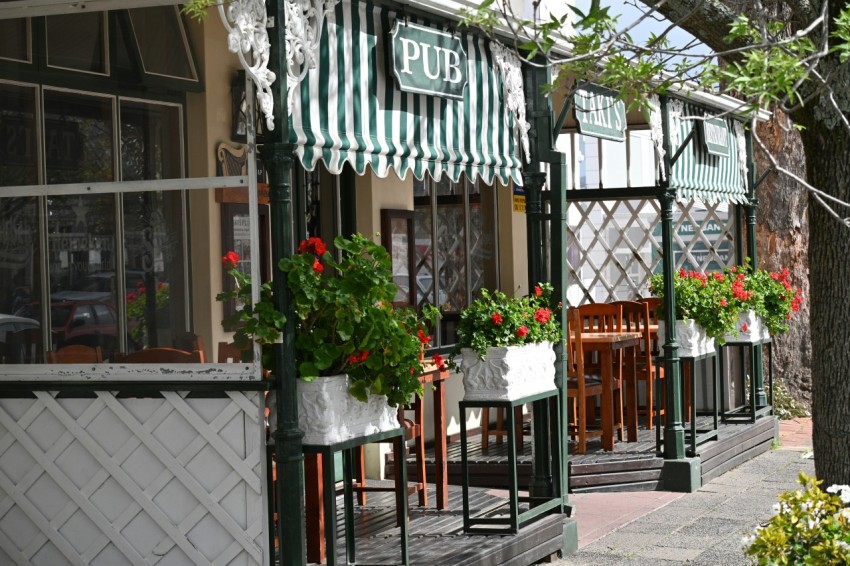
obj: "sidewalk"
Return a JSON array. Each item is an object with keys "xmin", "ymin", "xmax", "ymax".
[{"xmin": 558, "ymin": 418, "xmax": 813, "ymax": 565}]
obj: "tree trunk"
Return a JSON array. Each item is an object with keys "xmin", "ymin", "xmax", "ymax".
[
  {"xmin": 798, "ymin": 117, "xmax": 850, "ymax": 486},
  {"xmin": 753, "ymin": 113, "xmax": 812, "ymax": 408}
]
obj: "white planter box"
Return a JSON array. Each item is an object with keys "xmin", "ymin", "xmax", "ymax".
[
  {"xmin": 297, "ymin": 374, "xmax": 399, "ymax": 445},
  {"xmin": 460, "ymin": 341, "xmax": 557, "ymax": 401},
  {"xmin": 723, "ymin": 310, "xmax": 765, "ymax": 343},
  {"xmin": 658, "ymin": 319, "xmax": 715, "ymax": 358}
]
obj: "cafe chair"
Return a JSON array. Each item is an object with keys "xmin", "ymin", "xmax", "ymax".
[
  {"xmin": 566, "ymin": 308, "xmax": 623, "ymax": 454},
  {"xmin": 353, "ymin": 397, "xmax": 427, "ymax": 512},
  {"xmin": 174, "ymin": 331, "xmax": 206, "ymax": 359},
  {"xmin": 613, "ymin": 300, "xmax": 665, "ymax": 430},
  {"xmin": 481, "ymin": 406, "xmax": 525, "ymax": 454},
  {"xmin": 114, "ymin": 348, "xmax": 203, "ymax": 363},
  {"xmin": 46, "ymin": 344, "xmax": 103, "ymax": 364},
  {"xmin": 637, "ymin": 296, "xmax": 666, "ymax": 426},
  {"xmin": 218, "ymin": 341, "xmax": 247, "ymax": 363}
]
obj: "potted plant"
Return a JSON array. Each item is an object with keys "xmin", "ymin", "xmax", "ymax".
[
  {"xmin": 452, "ymin": 284, "xmax": 562, "ymax": 401},
  {"xmin": 220, "ymin": 234, "xmax": 439, "ymax": 445},
  {"xmin": 722, "ymin": 262, "xmax": 803, "ymax": 341},
  {"xmin": 649, "ymin": 268, "xmax": 738, "ymax": 356}
]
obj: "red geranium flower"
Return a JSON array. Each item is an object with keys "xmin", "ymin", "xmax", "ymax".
[
  {"xmin": 298, "ymin": 237, "xmax": 327, "ymax": 256},
  {"xmin": 534, "ymin": 307, "xmax": 551, "ymax": 324},
  {"xmin": 516, "ymin": 325, "xmax": 529, "ymax": 338},
  {"xmin": 741, "ymin": 323, "xmax": 749, "ymax": 332},
  {"xmin": 491, "ymin": 312, "xmax": 503, "ymax": 325},
  {"xmin": 417, "ymin": 329, "xmax": 431, "ymax": 345},
  {"xmin": 534, "ymin": 285, "xmax": 542, "ymax": 297},
  {"xmin": 222, "ymin": 251, "xmax": 240, "ymax": 269},
  {"xmin": 720, "ymin": 299, "xmax": 728, "ymax": 307},
  {"xmin": 126, "ymin": 293, "xmax": 137, "ymax": 302},
  {"xmin": 432, "ymin": 353, "xmax": 447, "ymax": 371},
  {"xmin": 312, "ymin": 258, "xmax": 324, "ymax": 273}
]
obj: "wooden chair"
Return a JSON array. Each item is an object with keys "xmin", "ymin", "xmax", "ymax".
[
  {"xmin": 218, "ymin": 341, "xmax": 247, "ymax": 363},
  {"xmin": 47, "ymin": 344, "xmax": 103, "ymax": 364},
  {"xmin": 637, "ymin": 296, "xmax": 666, "ymax": 426},
  {"xmin": 566, "ymin": 308, "xmax": 606, "ymax": 454},
  {"xmin": 576, "ymin": 303, "xmax": 625, "ymax": 440},
  {"xmin": 481, "ymin": 406, "xmax": 525, "ymax": 454},
  {"xmin": 114, "ymin": 348, "xmax": 203, "ymax": 363},
  {"xmin": 612, "ymin": 300, "xmax": 664, "ymax": 430},
  {"xmin": 174, "ymin": 332, "xmax": 206, "ymax": 359},
  {"xmin": 353, "ymin": 399, "xmax": 427, "ymax": 511}
]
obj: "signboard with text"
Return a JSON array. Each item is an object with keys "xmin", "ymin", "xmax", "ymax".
[
  {"xmin": 390, "ymin": 21, "xmax": 468, "ymax": 100},
  {"xmin": 700, "ymin": 116, "xmax": 730, "ymax": 157},
  {"xmin": 574, "ymin": 84, "xmax": 627, "ymax": 142}
]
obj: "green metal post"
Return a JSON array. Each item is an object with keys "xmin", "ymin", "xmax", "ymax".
[
  {"xmin": 659, "ymin": 97, "xmax": 686, "ymax": 460},
  {"xmin": 745, "ymin": 125, "xmax": 767, "ymax": 408},
  {"xmin": 264, "ymin": 1, "xmax": 307, "ymax": 563},
  {"xmin": 524, "ymin": 64, "xmax": 553, "ymax": 498}
]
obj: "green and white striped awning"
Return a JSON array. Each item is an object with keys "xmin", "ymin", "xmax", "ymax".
[
  {"xmin": 666, "ymin": 99, "xmax": 748, "ymax": 204},
  {"xmin": 288, "ymin": 0, "xmax": 527, "ymax": 186}
]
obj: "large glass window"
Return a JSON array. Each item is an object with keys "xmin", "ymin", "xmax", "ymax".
[
  {"xmin": 128, "ymin": 7, "xmax": 198, "ymax": 82},
  {"xmin": 414, "ymin": 176, "xmax": 498, "ymax": 347},
  {"xmin": 0, "ymin": 83, "xmax": 187, "ymax": 363},
  {"xmin": 0, "ymin": 18, "xmax": 30, "ymax": 63}
]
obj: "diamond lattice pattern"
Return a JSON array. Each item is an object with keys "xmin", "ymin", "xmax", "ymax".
[
  {"xmin": 567, "ymin": 199, "xmax": 737, "ymax": 305},
  {"xmin": 0, "ymin": 391, "xmax": 265, "ymax": 566}
]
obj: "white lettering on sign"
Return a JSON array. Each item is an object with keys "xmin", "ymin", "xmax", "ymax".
[
  {"xmin": 704, "ymin": 120, "xmax": 728, "ymax": 146},
  {"xmin": 398, "ymin": 38, "xmax": 463, "ymax": 84}
]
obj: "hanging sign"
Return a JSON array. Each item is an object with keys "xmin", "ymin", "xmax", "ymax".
[
  {"xmin": 390, "ymin": 21, "xmax": 468, "ymax": 100},
  {"xmin": 700, "ymin": 116, "xmax": 730, "ymax": 157},
  {"xmin": 574, "ymin": 84, "xmax": 626, "ymax": 142}
]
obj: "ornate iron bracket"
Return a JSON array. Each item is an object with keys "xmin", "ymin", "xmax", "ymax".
[
  {"xmin": 284, "ymin": 0, "xmax": 340, "ymax": 113},
  {"xmin": 491, "ymin": 40, "xmax": 531, "ymax": 164}
]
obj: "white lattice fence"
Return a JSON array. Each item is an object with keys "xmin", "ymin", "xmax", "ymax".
[{"xmin": 0, "ymin": 391, "xmax": 266, "ymax": 566}]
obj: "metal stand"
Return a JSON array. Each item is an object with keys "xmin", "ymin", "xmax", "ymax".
[
  {"xmin": 459, "ymin": 389, "xmax": 563, "ymax": 534},
  {"xmin": 719, "ymin": 337, "xmax": 774, "ymax": 423},
  {"xmin": 656, "ymin": 351, "xmax": 719, "ymax": 457},
  {"xmin": 302, "ymin": 428, "xmax": 409, "ymax": 566}
]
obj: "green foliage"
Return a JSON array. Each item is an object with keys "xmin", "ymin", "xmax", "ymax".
[
  {"xmin": 452, "ymin": 283, "xmax": 562, "ymax": 360},
  {"xmin": 181, "ymin": 0, "xmax": 218, "ymax": 21},
  {"xmin": 648, "ymin": 259, "xmax": 804, "ymax": 341},
  {"xmin": 744, "ymin": 473, "xmax": 850, "ymax": 565},
  {"xmin": 772, "ymin": 379, "xmax": 811, "ymax": 420},
  {"xmin": 279, "ymin": 234, "xmax": 439, "ymax": 407}
]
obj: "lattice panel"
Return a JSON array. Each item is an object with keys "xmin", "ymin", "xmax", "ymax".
[
  {"xmin": 567, "ymin": 199, "xmax": 737, "ymax": 305},
  {"xmin": 0, "ymin": 391, "xmax": 265, "ymax": 566}
]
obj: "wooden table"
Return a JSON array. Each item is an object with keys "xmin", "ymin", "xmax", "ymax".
[
  {"xmin": 417, "ymin": 362, "xmax": 452, "ymax": 510},
  {"xmin": 573, "ymin": 331, "xmax": 642, "ymax": 450}
]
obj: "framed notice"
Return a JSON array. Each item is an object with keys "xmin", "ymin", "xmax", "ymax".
[{"xmin": 380, "ymin": 209, "xmax": 415, "ymax": 307}]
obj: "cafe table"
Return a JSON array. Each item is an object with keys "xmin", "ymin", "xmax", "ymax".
[{"xmin": 572, "ymin": 331, "xmax": 643, "ymax": 450}]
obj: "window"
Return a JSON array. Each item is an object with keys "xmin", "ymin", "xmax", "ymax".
[
  {"xmin": 0, "ymin": 18, "xmax": 30, "ymax": 63},
  {"xmin": 46, "ymin": 12, "xmax": 108, "ymax": 75},
  {"xmin": 0, "ymin": 82, "xmax": 187, "ymax": 363},
  {"xmin": 413, "ymin": 176, "xmax": 498, "ymax": 347}
]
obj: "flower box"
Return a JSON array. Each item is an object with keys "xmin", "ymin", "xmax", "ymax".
[
  {"xmin": 459, "ymin": 341, "xmax": 556, "ymax": 401},
  {"xmin": 297, "ymin": 374, "xmax": 398, "ymax": 445},
  {"xmin": 722, "ymin": 310, "xmax": 770, "ymax": 343},
  {"xmin": 657, "ymin": 319, "xmax": 715, "ymax": 358}
]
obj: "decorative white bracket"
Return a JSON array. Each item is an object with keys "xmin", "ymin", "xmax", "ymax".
[
  {"xmin": 649, "ymin": 94, "xmax": 666, "ymax": 181},
  {"xmin": 218, "ymin": 0, "xmax": 277, "ymax": 131},
  {"xmin": 734, "ymin": 121, "xmax": 748, "ymax": 184},
  {"xmin": 284, "ymin": 0, "xmax": 340, "ymax": 114},
  {"xmin": 491, "ymin": 40, "xmax": 531, "ymax": 163}
]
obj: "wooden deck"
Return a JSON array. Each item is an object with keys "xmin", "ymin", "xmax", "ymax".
[
  {"xmin": 305, "ymin": 484, "xmax": 569, "ymax": 566},
  {"xmin": 396, "ymin": 416, "xmax": 778, "ymax": 493}
]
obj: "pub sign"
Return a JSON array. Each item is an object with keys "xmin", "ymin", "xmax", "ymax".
[{"xmin": 390, "ymin": 21, "xmax": 468, "ymax": 100}]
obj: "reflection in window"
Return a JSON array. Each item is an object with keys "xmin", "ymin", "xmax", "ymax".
[
  {"xmin": 414, "ymin": 176, "xmax": 498, "ymax": 346},
  {"xmin": 44, "ymin": 90, "xmax": 114, "ymax": 184},
  {"xmin": 46, "ymin": 13, "xmax": 107, "ymax": 74},
  {"xmin": 0, "ymin": 82, "xmax": 38, "ymax": 186},
  {"xmin": 0, "ymin": 18, "xmax": 30, "ymax": 63},
  {"xmin": 121, "ymin": 100, "xmax": 182, "ymax": 180}
]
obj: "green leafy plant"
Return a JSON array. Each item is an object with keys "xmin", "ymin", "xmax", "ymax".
[
  {"xmin": 221, "ymin": 235, "xmax": 439, "ymax": 407},
  {"xmin": 649, "ymin": 268, "xmax": 738, "ymax": 341},
  {"xmin": 724, "ymin": 261, "xmax": 803, "ymax": 337},
  {"xmin": 744, "ymin": 473, "xmax": 850, "ymax": 565},
  {"xmin": 453, "ymin": 283, "xmax": 562, "ymax": 360},
  {"xmin": 772, "ymin": 379, "xmax": 811, "ymax": 421}
]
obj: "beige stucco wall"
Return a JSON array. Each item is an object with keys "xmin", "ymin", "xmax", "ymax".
[{"xmin": 185, "ymin": 16, "xmax": 241, "ymax": 362}]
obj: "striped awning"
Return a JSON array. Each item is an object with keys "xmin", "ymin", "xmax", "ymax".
[
  {"xmin": 287, "ymin": 0, "xmax": 527, "ymax": 186},
  {"xmin": 666, "ymin": 98, "xmax": 748, "ymax": 204}
]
